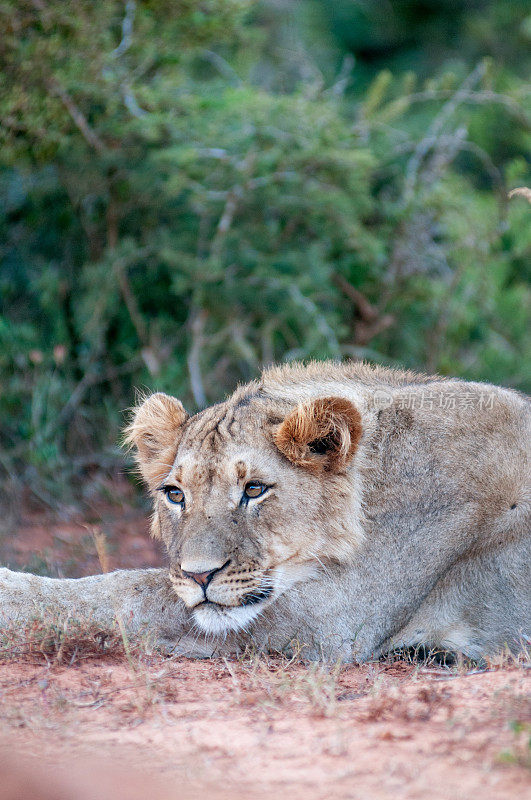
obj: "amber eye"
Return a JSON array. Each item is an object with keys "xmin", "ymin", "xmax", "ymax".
[
  {"xmin": 164, "ymin": 487, "xmax": 185, "ymax": 505},
  {"xmin": 243, "ymin": 482, "xmax": 267, "ymax": 499}
]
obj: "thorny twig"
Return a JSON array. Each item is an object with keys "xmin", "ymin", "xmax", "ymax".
[
  {"xmin": 39, "ymin": 356, "xmax": 143, "ymax": 445},
  {"xmin": 287, "ymin": 284, "xmax": 340, "ymax": 357},
  {"xmin": 393, "ymin": 136, "xmax": 505, "ymax": 197},
  {"xmin": 333, "ymin": 274, "xmax": 395, "ymax": 346},
  {"xmin": 327, "ymin": 54, "xmax": 355, "ymax": 98},
  {"xmin": 201, "ymin": 49, "xmax": 243, "ymax": 87}
]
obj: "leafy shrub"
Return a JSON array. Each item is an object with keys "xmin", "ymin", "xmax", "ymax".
[{"xmin": 0, "ymin": 0, "xmax": 529, "ymax": 508}]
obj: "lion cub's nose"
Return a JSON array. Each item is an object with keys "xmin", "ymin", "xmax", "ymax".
[{"xmin": 181, "ymin": 560, "xmax": 229, "ymax": 588}]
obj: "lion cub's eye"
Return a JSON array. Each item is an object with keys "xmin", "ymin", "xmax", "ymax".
[
  {"xmin": 164, "ymin": 487, "xmax": 185, "ymax": 505},
  {"xmin": 243, "ymin": 482, "xmax": 267, "ymax": 499}
]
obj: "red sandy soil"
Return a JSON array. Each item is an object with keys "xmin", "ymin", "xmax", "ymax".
[
  {"xmin": 1, "ymin": 655, "xmax": 530, "ymax": 800},
  {"xmin": 1, "ymin": 488, "xmax": 530, "ymax": 800},
  {"xmin": 0, "ymin": 478, "xmax": 165, "ymax": 577}
]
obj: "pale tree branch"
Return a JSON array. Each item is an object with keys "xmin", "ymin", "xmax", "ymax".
[
  {"xmin": 111, "ymin": 1, "xmax": 147, "ymax": 118},
  {"xmin": 187, "ymin": 310, "xmax": 208, "ymax": 408},
  {"xmin": 208, "ymin": 151, "xmax": 256, "ymax": 264},
  {"xmin": 112, "ymin": 0, "xmax": 136, "ymax": 58},
  {"xmin": 201, "ymin": 49, "xmax": 242, "ymax": 87},
  {"xmin": 287, "ymin": 284, "xmax": 340, "ymax": 357},
  {"xmin": 114, "ymin": 264, "xmax": 149, "ymax": 346},
  {"xmin": 403, "ymin": 62, "xmax": 486, "ymax": 204},
  {"xmin": 393, "ymin": 88, "xmax": 530, "ymax": 129},
  {"xmin": 392, "ymin": 132, "xmax": 506, "ymax": 212},
  {"xmin": 107, "ymin": 197, "xmax": 152, "ymax": 359},
  {"xmin": 209, "ymin": 186, "xmax": 242, "ymax": 264},
  {"xmin": 327, "ymin": 54, "xmax": 355, "ymax": 98},
  {"xmin": 122, "ymin": 84, "xmax": 147, "ymax": 118}
]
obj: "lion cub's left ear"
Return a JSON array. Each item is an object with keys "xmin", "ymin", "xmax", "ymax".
[
  {"xmin": 274, "ymin": 396, "xmax": 363, "ymax": 474},
  {"xmin": 123, "ymin": 392, "xmax": 189, "ymax": 489}
]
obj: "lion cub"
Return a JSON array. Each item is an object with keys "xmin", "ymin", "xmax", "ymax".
[{"xmin": 1, "ymin": 361, "xmax": 529, "ymax": 661}]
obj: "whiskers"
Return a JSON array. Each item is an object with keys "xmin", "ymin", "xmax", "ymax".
[
  {"xmin": 271, "ymin": 560, "xmax": 318, "ymax": 598},
  {"xmin": 307, "ymin": 551, "xmax": 334, "ymax": 581}
]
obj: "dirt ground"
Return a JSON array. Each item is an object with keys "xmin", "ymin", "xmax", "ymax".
[
  {"xmin": 0, "ymin": 479, "xmax": 165, "ymax": 577},
  {"xmin": 1, "ymin": 489, "xmax": 530, "ymax": 800}
]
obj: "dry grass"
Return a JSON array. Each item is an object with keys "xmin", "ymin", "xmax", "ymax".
[
  {"xmin": 220, "ymin": 640, "xmax": 531, "ymax": 726},
  {"xmin": 237, "ymin": 653, "xmax": 343, "ymax": 716},
  {"xmin": 1, "ymin": 604, "xmax": 529, "ymax": 741},
  {"xmin": 0, "ymin": 612, "xmax": 136, "ymax": 666}
]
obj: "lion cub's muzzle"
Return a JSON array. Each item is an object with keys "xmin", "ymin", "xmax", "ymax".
[{"xmin": 169, "ymin": 560, "xmax": 273, "ymax": 610}]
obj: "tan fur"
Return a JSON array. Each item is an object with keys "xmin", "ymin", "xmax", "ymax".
[
  {"xmin": 1, "ymin": 361, "xmax": 529, "ymax": 661},
  {"xmin": 274, "ymin": 396, "xmax": 363, "ymax": 473},
  {"xmin": 123, "ymin": 392, "xmax": 188, "ymax": 489}
]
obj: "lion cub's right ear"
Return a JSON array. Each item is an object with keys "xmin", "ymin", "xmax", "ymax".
[{"xmin": 123, "ymin": 392, "xmax": 189, "ymax": 489}]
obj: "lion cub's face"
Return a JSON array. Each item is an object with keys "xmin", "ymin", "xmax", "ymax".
[{"xmin": 125, "ymin": 390, "xmax": 363, "ymax": 635}]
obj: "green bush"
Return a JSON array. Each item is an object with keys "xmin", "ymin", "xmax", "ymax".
[{"xmin": 0, "ymin": 0, "xmax": 529, "ymax": 506}]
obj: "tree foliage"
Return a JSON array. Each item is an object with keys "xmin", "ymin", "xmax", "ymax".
[{"xmin": 0, "ymin": 0, "xmax": 529, "ymax": 506}]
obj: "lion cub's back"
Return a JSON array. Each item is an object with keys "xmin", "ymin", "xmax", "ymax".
[{"xmin": 376, "ymin": 378, "xmax": 530, "ymax": 548}]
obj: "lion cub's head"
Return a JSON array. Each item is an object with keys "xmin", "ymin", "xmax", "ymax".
[{"xmin": 124, "ymin": 387, "xmax": 364, "ymax": 634}]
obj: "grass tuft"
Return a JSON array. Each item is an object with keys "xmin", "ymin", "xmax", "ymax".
[{"xmin": 0, "ymin": 613, "xmax": 132, "ymax": 666}]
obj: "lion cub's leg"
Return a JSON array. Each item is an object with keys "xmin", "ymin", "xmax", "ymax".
[{"xmin": 0, "ymin": 567, "xmax": 220, "ymax": 657}]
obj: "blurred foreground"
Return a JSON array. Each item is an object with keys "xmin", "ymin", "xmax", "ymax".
[{"xmin": 1, "ymin": 652, "xmax": 530, "ymax": 800}]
